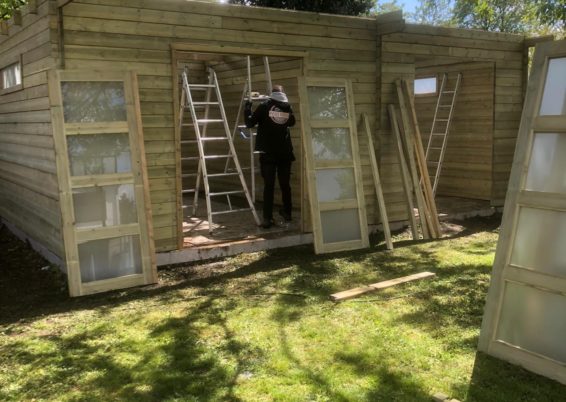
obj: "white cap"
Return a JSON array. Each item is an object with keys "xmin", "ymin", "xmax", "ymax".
[{"xmin": 269, "ymin": 91, "xmax": 288, "ymax": 103}]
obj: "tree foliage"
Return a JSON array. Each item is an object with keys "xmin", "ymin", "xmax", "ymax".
[
  {"xmin": 410, "ymin": 0, "xmax": 453, "ymax": 25},
  {"xmin": 228, "ymin": 0, "xmax": 374, "ymax": 16},
  {"xmin": 1, "ymin": 0, "xmax": 26, "ymax": 19},
  {"xmin": 452, "ymin": 0, "xmax": 536, "ymax": 33},
  {"xmin": 373, "ymin": 0, "xmax": 403, "ymax": 14},
  {"xmin": 535, "ymin": 0, "xmax": 566, "ymax": 33}
]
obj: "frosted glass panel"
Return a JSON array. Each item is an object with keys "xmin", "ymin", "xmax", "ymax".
[
  {"xmin": 321, "ymin": 209, "xmax": 361, "ymax": 243},
  {"xmin": 78, "ymin": 235, "xmax": 142, "ymax": 283},
  {"xmin": 539, "ymin": 57, "xmax": 566, "ymax": 116},
  {"xmin": 73, "ymin": 184, "xmax": 138, "ymax": 229},
  {"xmin": 312, "ymin": 128, "xmax": 352, "ymax": 160},
  {"xmin": 414, "ymin": 77, "xmax": 436, "ymax": 95},
  {"xmin": 525, "ymin": 133, "xmax": 566, "ymax": 193},
  {"xmin": 62, "ymin": 81, "xmax": 127, "ymax": 122},
  {"xmin": 510, "ymin": 208, "xmax": 566, "ymax": 277},
  {"xmin": 497, "ymin": 282, "xmax": 566, "ymax": 363},
  {"xmin": 67, "ymin": 134, "xmax": 132, "ymax": 176},
  {"xmin": 307, "ymin": 86, "xmax": 347, "ymax": 120},
  {"xmin": 316, "ymin": 168, "xmax": 356, "ymax": 202}
]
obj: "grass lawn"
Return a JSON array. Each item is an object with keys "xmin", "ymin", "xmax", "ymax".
[{"xmin": 0, "ymin": 216, "xmax": 564, "ymax": 401}]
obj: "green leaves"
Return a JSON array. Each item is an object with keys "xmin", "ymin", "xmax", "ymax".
[
  {"xmin": 0, "ymin": 0, "xmax": 26, "ymax": 20},
  {"xmin": 227, "ymin": 0, "xmax": 375, "ymax": 16}
]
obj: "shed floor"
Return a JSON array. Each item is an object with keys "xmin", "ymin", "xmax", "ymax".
[
  {"xmin": 182, "ymin": 196, "xmax": 302, "ymax": 248},
  {"xmin": 181, "ymin": 195, "xmax": 497, "ymax": 248},
  {"xmin": 435, "ymin": 196, "xmax": 500, "ymax": 220}
]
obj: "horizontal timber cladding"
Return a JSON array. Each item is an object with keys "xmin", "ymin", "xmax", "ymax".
[
  {"xmin": 378, "ymin": 20, "xmax": 526, "ymax": 221},
  {"xmin": 0, "ymin": 0, "xmax": 63, "ymax": 261},
  {"xmin": 61, "ymin": 0, "xmax": 379, "ymax": 251},
  {"xmin": 415, "ymin": 62, "xmax": 495, "ymax": 200}
]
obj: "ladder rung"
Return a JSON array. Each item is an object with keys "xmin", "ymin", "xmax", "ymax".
[
  {"xmin": 443, "ymin": 91, "xmax": 456, "ymax": 94},
  {"xmin": 207, "ymin": 172, "xmax": 240, "ymax": 178},
  {"xmin": 181, "ymin": 140, "xmax": 197, "ymax": 144},
  {"xmin": 192, "ymin": 102, "xmax": 220, "ymax": 105},
  {"xmin": 427, "ymin": 161, "xmax": 439, "ymax": 165},
  {"xmin": 197, "ymin": 119, "xmax": 224, "ymax": 123},
  {"xmin": 204, "ymin": 154, "xmax": 232, "ymax": 159},
  {"xmin": 210, "ymin": 190, "xmax": 244, "ymax": 197},
  {"xmin": 189, "ymin": 84, "xmax": 215, "ymax": 88},
  {"xmin": 211, "ymin": 208, "xmax": 252, "ymax": 216},
  {"xmin": 182, "ymin": 173, "xmax": 197, "ymax": 178},
  {"xmin": 431, "ymin": 133, "xmax": 446, "ymax": 136},
  {"xmin": 182, "ymin": 189, "xmax": 196, "ymax": 194},
  {"xmin": 439, "ymin": 105, "xmax": 452, "ymax": 108},
  {"xmin": 436, "ymin": 119, "xmax": 449, "ymax": 122},
  {"xmin": 181, "ymin": 157, "xmax": 199, "ymax": 161},
  {"xmin": 201, "ymin": 137, "xmax": 228, "ymax": 141},
  {"xmin": 429, "ymin": 147, "xmax": 442, "ymax": 150}
]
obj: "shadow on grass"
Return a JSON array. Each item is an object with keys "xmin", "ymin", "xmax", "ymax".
[
  {"xmin": 1, "ymin": 213, "xmax": 513, "ymax": 401},
  {"xmin": 456, "ymin": 352, "xmax": 566, "ymax": 402}
]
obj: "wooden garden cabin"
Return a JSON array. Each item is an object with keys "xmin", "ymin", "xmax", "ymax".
[{"xmin": 0, "ymin": 0, "xmax": 546, "ymax": 295}]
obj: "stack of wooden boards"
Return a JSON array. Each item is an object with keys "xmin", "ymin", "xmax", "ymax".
[{"xmin": 388, "ymin": 79, "xmax": 442, "ymax": 240}]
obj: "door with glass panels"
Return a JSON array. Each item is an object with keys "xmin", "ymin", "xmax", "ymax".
[
  {"xmin": 49, "ymin": 70, "xmax": 157, "ymax": 297},
  {"xmin": 479, "ymin": 40, "xmax": 566, "ymax": 384},
  {"xmin": 298, "ymin": 77, "xmax": 369, "ymax": 254}
]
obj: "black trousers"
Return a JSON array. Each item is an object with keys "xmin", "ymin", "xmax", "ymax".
[{"xmin": 260, "ymin": 154, "xmax": 292, "ymax": 220}]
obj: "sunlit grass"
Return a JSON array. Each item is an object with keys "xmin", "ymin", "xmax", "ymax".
[{"xmin": 0, "ymin": 217, "xmax": 564, "ymax": 401}]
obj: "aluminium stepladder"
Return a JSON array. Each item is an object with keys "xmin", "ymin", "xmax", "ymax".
[
  {"xmin": 179, "ymin": 65, "xmax": 261, "ymax": 233},
  {"xmin": 425, "ymin": 72, "xmax": 462, "ymax": 196},
  {"xmin": 225, "ymin": 56, "xmax": 273, "ymax": 202}
]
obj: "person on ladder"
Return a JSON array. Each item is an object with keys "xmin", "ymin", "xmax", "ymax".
[{"xmin": 244, "ymin": 85, "xmax": 296, "ymax": 229}]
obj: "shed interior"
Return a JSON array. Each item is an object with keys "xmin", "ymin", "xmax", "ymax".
[{"xmin": 173, "ymin": 51, "xmax": 304, "ymax": 248}]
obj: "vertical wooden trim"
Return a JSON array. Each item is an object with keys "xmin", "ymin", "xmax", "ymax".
[
  {"xmin": 298, "ymin": 77, "xmax": 323, "ymax": 252},
  {"xmin": 346, "ymin": 79, "xmax": 370, "ymax": 249},
  {"xmin": 363, "ymin": 113, "xmax": 393, "ymax": 250},
  {"xmin": 48, "ymin": 69, "xmax": 81, "ymax": 296},
  {"xmin": 128, "ymin": 71, "xmax": 158, "ymax": 283},
  {"xmin": 57, "ymin": 7, "xmax": 65, "ymax": 69},
  {"xmin": 171, "ymin": 50, "xmax": 184, "ymax": 250}
]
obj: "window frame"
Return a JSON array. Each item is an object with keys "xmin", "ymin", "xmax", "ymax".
[
  {"xmin": 0, "ymin": 54, "xmax": 23, "ymax": 95},
  {"xmin": 413, "ymin": 75, "xmax": 438, "ymax": 97}
]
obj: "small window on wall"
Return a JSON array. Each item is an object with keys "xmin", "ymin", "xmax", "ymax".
[
  {"xmin": 1, "ymin": 60, "xmax": 22, "ymax": 93},
  {"xmin": 414, "ymin": 77, "xmax": 437, "ymax": 96}
]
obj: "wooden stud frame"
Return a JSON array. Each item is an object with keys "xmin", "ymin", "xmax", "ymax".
[
  {"xmin": 298, "ymin": 77, "xmax": 369, "ymax": 254},
  {"xmin": 49, "ymin": 69, "xmax": 157, "ymax": 297},
  {"xmin": 479, "ymin": 40, "xmax": 566, "ymax": 385}
]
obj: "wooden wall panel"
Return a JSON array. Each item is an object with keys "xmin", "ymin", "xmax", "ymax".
[
  {"xmin": 0, "ymin": 0, "xmax": 62, "ymax": 260},
  {"xmin": 61, "ymin": 0, "xmax": 379, "ymax": 251},
  {"xmin": 415, "ymin": 62, "xmax": 495, "ymax": 200}
]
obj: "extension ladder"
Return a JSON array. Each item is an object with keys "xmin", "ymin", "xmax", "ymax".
[
  {"xmin": 425, "ymin": 73, "xmax": 462, "ymax": 196},
  {"xmin": 225, "ymin": 56, "xmax": 273, "ymax": 202},
  {"xmin": 179, "ymin": 65, "xmax": 261, "ymax": 232}
]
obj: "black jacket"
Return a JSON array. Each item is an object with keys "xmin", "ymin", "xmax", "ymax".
[{"xmin": 244, "ymin": 99, "xmax": 296, "ymax": 161}]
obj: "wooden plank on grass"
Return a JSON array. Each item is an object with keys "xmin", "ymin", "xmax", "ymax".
[{"xmin": 330, "ymin": 271, "xmax": 435, "ymax": 301}]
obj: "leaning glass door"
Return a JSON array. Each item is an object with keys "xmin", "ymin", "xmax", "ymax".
[
  {"xmin": 299, "ymin": 78, "xmax": 369, "ymax": 253},
  {"xmin": 49, "ymin": 71, "xmax": 157, "ymax": 296}
]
